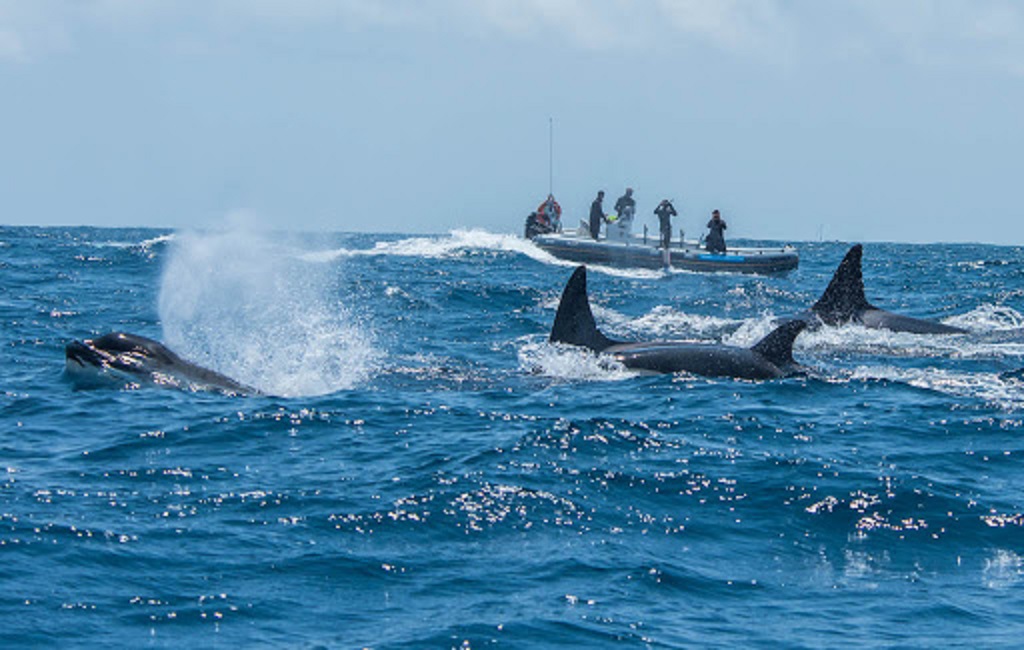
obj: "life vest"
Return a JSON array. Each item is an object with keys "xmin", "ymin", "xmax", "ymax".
[{"xmin": 538, "ymin": 199, "xmax": 562, "ymax": 218}]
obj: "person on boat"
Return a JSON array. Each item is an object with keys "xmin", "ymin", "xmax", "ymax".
[
  {"xmin": 654, "ymin": 199, "xmax": 677, "ymax": 249},
  {"xmin": 589, "ymin": 190, "xmax": 606, "ymax": 240},
  {"xmin": 524, "ymin": 211, "xmax": 553, "ymax": 239},
  {"xmin": 705, "ymin": 209, "xmax": 727, "ymax": 253},
  {"xmin": 537, "ymin": 194, "xmax": 562, "ymax": 232},
  {"xmin": 614, "ymin": 188, "xmax": 636, "ymax": 221}
]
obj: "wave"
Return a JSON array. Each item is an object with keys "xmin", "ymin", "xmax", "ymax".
[
  {"xmin": 715, "ymin": 313, "xmax": 1024, "ymax": 360},
  {"xmin": 944, "ymin": 304, "xmax": 1024, "ymax": 332},
  {"xmin": 90, "ymin": 233, "xmax": 175, "ymax": 250},
  {"xmin": 845, "ymin": 364, "xmax": 1024, "ymax": 411}
]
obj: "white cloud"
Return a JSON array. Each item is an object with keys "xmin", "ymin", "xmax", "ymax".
[
  {"xmin": 656, "ymin": 0, "xmax": 793, "ymax": 54},
  {"xmin": 847, "ymin": 0, "xmax": 1024, "ymax": 73},
  {"xmin": 461, "ymin": 0, "xmax": 640, "ymax": 48},
  {"xmin": 3, "ymin": 0, "xmax": 1024, "ymax": 74},
  {"xmin": 0, "ymin": 0, "xmax": 71, "ymax": 63}
]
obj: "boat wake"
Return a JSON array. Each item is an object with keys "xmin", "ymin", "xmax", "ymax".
[
  {"xmin": 301, "ymin": 229, "xmax": 540, "ymax": 262},
  {"xmin": 301, "ymin": 229, "xmax": 668, "ymax": 279}
]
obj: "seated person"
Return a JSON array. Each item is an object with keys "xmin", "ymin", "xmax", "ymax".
[
  {"xmin": 537, "ymin": 194, "xmax": 562, "ymax": 232},
  {"xmin": 524, "ymin": 211, "xmax": 553, "ymax": 239}
]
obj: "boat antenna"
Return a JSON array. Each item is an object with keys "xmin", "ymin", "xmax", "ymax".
[{"xmin": 548, "ymin": 117, "xmax": 554, "ymax": 196}]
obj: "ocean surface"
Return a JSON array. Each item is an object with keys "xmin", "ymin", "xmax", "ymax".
[{"xmin": 3, "ymin": 225, "xmax": 1024, "ymax": 648}]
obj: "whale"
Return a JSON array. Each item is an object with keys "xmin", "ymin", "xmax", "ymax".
[
  {"xmin": 802, "ymin": 244, "xmax": 967, "ymax": 334},
  {"xmin": 65, "ymin": 332, "xmax": 259, "ymax": 395},
  {"xmin": 550, "ymin": 266, "xmax": 807, "ymax": 379}
]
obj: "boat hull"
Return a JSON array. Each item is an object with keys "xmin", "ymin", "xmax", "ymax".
[{"xmin": 531, "ymin": 234, "xmax": 798, "ymax": 274}]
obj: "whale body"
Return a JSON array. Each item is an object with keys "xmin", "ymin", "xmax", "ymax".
[
  {"xmin": 805, "ymin": 244, "xmax": 966, "ymax": 335},
  {"xmin": 550, "ymin": 266, "xmax": 806, "ymax": 379},
  {"xmin": 65, "ymin": 332, "xmax": 258, "ymax": 394}
]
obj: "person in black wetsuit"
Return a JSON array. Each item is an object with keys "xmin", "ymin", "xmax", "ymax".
[
  {"xmin": 524, "ymin": 211, "xmax": 553, "ymax": 239},
  {"xmin": 614, "ymin": 188, "xmax": 635, "ymax": 220},
  {"xmin": 705, "ymin": 209, "xmax": 727, "ymax": 253},
  {"xmin": 589, "ymin": 190, "xmax": 605, "ymax": 239},
  {"xmin": 654, "ymin": 199, "xmax": 677, "ymax": 249}
]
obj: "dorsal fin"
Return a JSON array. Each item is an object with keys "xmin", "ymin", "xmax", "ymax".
[
  {"xmin": 549, "ymin": 266, "xmax": 621, "ymax": 352},
  {"xmin": 750, "ymin": 320, "xmax": 807, "ymax": 367},
  {"xmin": 812, "ymin": 244, "xmax": 874, "ymax": 322}
]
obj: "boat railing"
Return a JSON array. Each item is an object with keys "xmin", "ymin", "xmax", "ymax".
[
  {"xmin": 542, "ymin": 224, "xmax": 796, "ymax": 256},
  {"xmin": 624, "ymin": 234, "xmax": 795, "ymax": 255}
]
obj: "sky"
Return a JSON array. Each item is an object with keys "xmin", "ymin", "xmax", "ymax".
[{"xmin": 2, "ymin": 0, "xmax": 1023, "ymax": 244}]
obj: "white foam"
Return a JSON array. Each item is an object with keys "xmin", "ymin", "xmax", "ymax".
[
  {"xmin": 716, "ymin": 314, "xmax": 1024, "ymax": 360},
  {"xmin": 158, "ymin": 221, "xmax": 380, "ymax": 397},
  {"xmin": 846, "ymin": 364, "xmax": 1024, "ymax": 410},
  {"xmin": 983, "ymin": 549, "xmax": 1023, "ymax": 589},
  {"xmin": 91, "ymin": 233, "xmax": 175, "ymax": 250},
  {"xmin": 723, "ymin": 314, "xmax": 780, "ymax": 347},
  {"xmin": 602, "ymin": 304, "xmax": 741, "ymax": 340},
  {"xmin": 139, "ymin": 233, "xmax": 175, "ymax": 249},
  {"xmin": 300, "ymin": 229, "xmax": 541, "ymax": 263},
  {"xmin": 944, "ymin": 304, "xmax": 1024, "ymax": 332},
  {"xmin": 299, "ymin": 229, "xmax": 668, "ymax": 279},
  {"xmin": 517, "ymin": 339, "xmax": 635, "ymax": 382}
]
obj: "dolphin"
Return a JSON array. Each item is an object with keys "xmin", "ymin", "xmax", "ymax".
[
  {"xmin": 804, "ymin": 244, "xmax": 967, "ymax": 334},
  {"xmin": 65, "ymin": 332, "xmax": 259, "ymax": 395},
  {"xmin": 550, "ymin": 266, "xmax": 807, "ymax": 379}
]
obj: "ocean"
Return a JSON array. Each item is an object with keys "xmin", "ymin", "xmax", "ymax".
[{"xmin": 2, "ymin": 225, "xmax": 1024, "ymax": 648}]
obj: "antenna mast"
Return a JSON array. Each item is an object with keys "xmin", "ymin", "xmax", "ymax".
[{"xmin": 548, "ymin": 117, "xmax": 553, "ymax": 195}]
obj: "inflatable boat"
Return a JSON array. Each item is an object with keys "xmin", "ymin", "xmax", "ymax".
[{"xmin": 528, "ymin": 219, "xmax": 798, "ymax": 274}]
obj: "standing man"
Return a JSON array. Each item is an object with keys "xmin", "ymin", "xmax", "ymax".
[
  {"xmin": 705, "ymin": 209, "xmax": 728, "ymax": 253},
  {"xmin": 589, "ymin": 190, "xmax": 605, "ymax": 239},
  {"xmin": 614, "ymin": 187, "xmax": 635, "ymax": 220},
  {"xmin": 654, "ymin": 199, "xmax": 678, "ymax": 249}
]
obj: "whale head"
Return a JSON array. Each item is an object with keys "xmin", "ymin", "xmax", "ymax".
[{"xmin": 65, "ymin": 332, "xmax": 258, "ymax": 394}]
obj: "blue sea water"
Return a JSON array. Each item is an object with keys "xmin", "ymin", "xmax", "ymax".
[{"xmin": 3, "ymin": 224, "xmax": 1024, "ymax": 648}]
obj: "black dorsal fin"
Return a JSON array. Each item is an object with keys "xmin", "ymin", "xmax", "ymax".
[
  {"xmin": 812, "ymin": 244, "xmax": 874, "ymax": 322},
  {"xmin": 750, "ymin": 320, "xmax": 807, "ymax": 367},
  {"xmin": 549, "ymin": 266, "xmax": 621, "ymax": 352}
]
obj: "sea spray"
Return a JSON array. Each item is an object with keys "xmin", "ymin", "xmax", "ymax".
[{"xmin": 157, "ymin": 222, "xmax": 379, "ymax": 397}]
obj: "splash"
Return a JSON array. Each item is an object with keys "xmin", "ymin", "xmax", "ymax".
[{"xmin": 157, "ymin": 221, "xmax": 379, "ymax": 397}]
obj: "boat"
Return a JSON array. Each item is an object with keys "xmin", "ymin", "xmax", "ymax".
[
  {"xmin": 527, "ymin": 218, "xmax": 799, "ymax": 274},
  {"xmin": 524, "ymin": 119, "xmax": 796, "ymax": 274}
]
